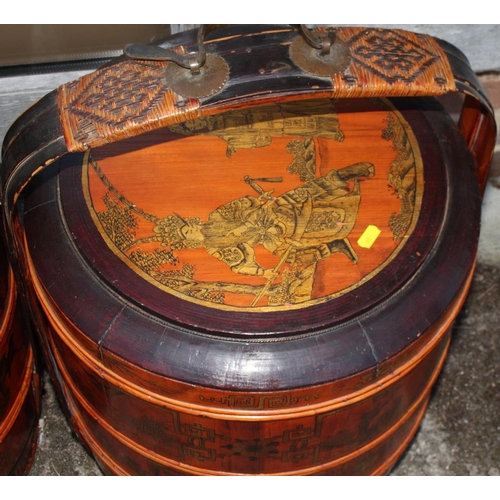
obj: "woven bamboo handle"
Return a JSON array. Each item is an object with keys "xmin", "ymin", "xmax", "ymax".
[{"xmin": 57, "ymin": 26, "xmax": 458, "ymax": 152}]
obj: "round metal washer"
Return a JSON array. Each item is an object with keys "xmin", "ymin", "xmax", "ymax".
[
  {"xmin": 165, "ymin": 53, "xmax": 229, "ymax": 99},
  {"xmin": 290, "ymin": 33, "xmax": 351, "ymax": 77}
]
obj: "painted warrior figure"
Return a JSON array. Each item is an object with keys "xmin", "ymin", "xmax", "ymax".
[{"xmin": 153, "ymin": 162, "xmax": 375, "ymax": 287}]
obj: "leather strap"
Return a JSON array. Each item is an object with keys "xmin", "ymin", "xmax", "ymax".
[{"xmin": 0, "ymin": 25, "xmax": 496, "ymax": 280}]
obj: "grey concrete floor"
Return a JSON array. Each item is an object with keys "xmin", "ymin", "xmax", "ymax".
[{"xmin": 391, "ymin": 263, "xmax": 500, "ymax": 475}]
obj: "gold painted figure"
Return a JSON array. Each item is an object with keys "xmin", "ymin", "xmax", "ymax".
[{"xmin": 153, "ymin": 162, "xmax": 374, "ymax": 304}]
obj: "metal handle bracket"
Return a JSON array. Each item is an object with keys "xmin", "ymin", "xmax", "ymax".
[{"xmin": 124, "ymin": 25, "xmax": 351, "ymax": 98}]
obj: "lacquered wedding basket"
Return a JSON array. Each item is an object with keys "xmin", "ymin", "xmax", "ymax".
[
  {"xmin": 0, "ymin": 221, "xmax": 39, "ymax": 475},
  {"xmin": 0, "ymin": 25, "xmax": 496, "ymax": 475}
]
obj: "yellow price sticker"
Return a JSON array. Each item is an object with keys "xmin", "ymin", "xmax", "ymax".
[{"xmin": 357, "ymin": 225, "xmax": 381, "ymax": 249}]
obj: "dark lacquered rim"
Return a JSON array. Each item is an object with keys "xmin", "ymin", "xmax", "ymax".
[
  {"xmin": 56, "ymin": 98, "xmax": 445, "ymax": 338},
  {"xmin": 22, "ymin": 97, "xmax": 480, "ymax": 389}
]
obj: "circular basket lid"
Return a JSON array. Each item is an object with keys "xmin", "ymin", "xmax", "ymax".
[
  {"xmin": 87, "ymin": 98, "xmax": 417, "ymax": 320},
  {"xmin": 27, "ymin": 97, "xmax": 478, "ymax": 337},
  {"xmin": 23, "ymin": 95, "xmax": 480, "ymax": 388}
]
